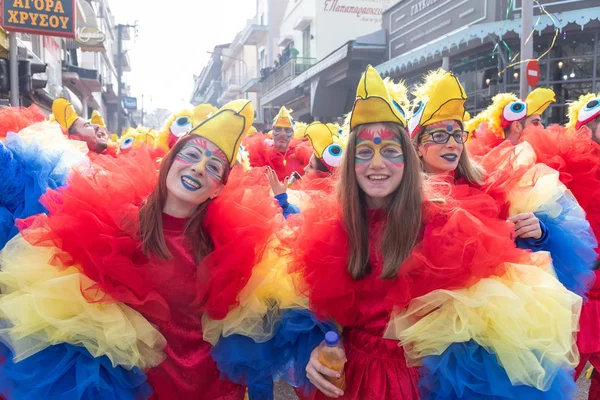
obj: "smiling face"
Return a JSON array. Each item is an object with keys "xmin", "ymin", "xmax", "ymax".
[
  {"xmin": 69, "ymin": 117, "xmax": 109, "ymax": 153},
  {"xmin": 165, "ymin": 137, "xmax": 227, "ymax": 215},
  {"xmin": 417, "ymin": 120, "xmax": 465, "ymax": 175},
  {"xmin": 354, "ymin": 123, "xmax": 405, "ymax": 207},
  {"xmin": 272, "ymin": 125, "xmax": 294, "ymax": 152}
]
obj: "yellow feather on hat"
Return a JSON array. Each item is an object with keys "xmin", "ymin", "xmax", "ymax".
[
  {"xmin": 294, "ymin": 121, "xmax": 308, "ymax": 139},
  {"xmin": 349, "ymin": 66, "xmax": 407, "ymax": 131},
  {"xmin": 188, "ymin": 99, "xmax": 254, "ymax": 168},
  {"xmin": 525, "ymin": 88, "xmax": 556, "ymax": 116},
  {"xmin": 192, "ymin": 104, "xmax": 218, "ymax": 126},
  {"xmin": 52, "ymin": 98, "xmax": 79, "ymax": 131},
  {"xmin": 408, "ymin": 69, "xmax": 468, "ymax": 138},
  {"xmin": 566, "ymin": 93, "xmax": 600, "ymax": 130}
]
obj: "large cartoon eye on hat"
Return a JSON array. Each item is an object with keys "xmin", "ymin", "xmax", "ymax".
[
  {"xmin": 501, "ymin": 100, "xmax": 528, "ymax": 128},
  {"xmin": 408, "ymin": 100, "xmax": 426, "ymax": 137},
  {"xmin": 304, "ymin": 121, "xmax": 345, "ymax": 170},
  {"xmin": 170, "ymin": 116, "xmax": 192, "ymax": 138},
  {"xmin": 577, "ymin": 97, "xmax": 600, "ymax": 130},
  {"xmin": 120, "ymin": 136, "xmax": 134, "ymax": 151}
]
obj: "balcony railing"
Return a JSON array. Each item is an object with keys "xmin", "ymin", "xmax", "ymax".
[{"xmin": 261, "ymin": 57, "xmax": 316, "ymax": 94}]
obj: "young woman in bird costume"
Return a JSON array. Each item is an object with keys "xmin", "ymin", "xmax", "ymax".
[
  {"xmin": 0, "ymin": 99, "xmax": 291, "ymax": 399},
  {"xmin": 280, "ymin": 65, "xmax": 581, "ymax": 400},
  {"xmin": 410, "ymin": 69, "xmax": 596, "ymax": 301}
]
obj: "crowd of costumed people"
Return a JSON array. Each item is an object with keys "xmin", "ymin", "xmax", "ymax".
[{"xmin": 0, "ymin": 62, "xmax": 597, "ymax": 400}]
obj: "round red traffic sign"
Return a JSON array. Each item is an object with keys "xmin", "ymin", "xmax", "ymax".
[{"xmin": 526, "ymin": 60, "xmax": 540, "ymax": 87}]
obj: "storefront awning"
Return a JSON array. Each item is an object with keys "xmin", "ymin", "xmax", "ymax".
[{"xmin": 377, "ymin": 7, "xmax": 600, "ymax": 76}]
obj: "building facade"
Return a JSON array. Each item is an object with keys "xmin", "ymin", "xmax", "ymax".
[
  {"xmin": 259, "ymin": 0, "xmax": 393, "ymax": 124},
  {"xmin": 3, "ymin": 0, "xmax": 133, "ymax": 133},
  {"xmin": 377, "ymin": 0, "xmax": 600, "ymax": 124}
]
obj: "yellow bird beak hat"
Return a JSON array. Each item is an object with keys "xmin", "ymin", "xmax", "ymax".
[
  {"xmin": 273, "ymin": 106, "xmax": 294, "ymax": 128},
  {"xmin": 188, "ymin": 99, "xmax": 254, "ymax": 170},
  {"xmin": 52, "ymin": 97, "xmax": 80, "ymax": 131},
  {"xmin": 304, "ymin": 121, "xmax": 345, "ymax": 170},
  {"xmin": 349, "ymin": 65, "xmax": 407, "ymax": 131},
  {"xmin": 408, "ymin": 69, "xmax": 468, "ymax": 138},
  {"xmin": 90, "ymin": 110, "xmax": 106, "ymax": 128}
]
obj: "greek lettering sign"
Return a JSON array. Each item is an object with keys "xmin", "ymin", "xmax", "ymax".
[
  {"xmin": 123, "ymin": 96, "xmax": 137, "ymax": 110},
  {"xmin": 1, "ymin": 0, "xmax": 75, "ymax": 38},
  {"xmin": 385, "ymin": 0, "xmax": 489, "ymax": 58}
]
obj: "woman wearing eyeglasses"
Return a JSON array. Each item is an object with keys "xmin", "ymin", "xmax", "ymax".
[
  {"xmin": 244, "ymin": 106, "xmax": 312, "ymax": 181},
  {"xmin": 410, "ymin": 69, "xmax": 595, "ymax": 300}
]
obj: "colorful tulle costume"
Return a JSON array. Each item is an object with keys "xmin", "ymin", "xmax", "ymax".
[
  {"xmin": 279, "ymin": 67, "xmax": 582, "ymax": 399},
  {"xmin": 0, "ymin": 120, "xmax": 89, "ymax": 250},
  {"xmin": 0, "ymin": 100, "xmax": 289, "ymax": 399}
]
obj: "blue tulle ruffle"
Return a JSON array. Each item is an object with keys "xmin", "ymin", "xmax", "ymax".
[
  {"xmin": 0, "ymin": 134, "xmax": 69, "ymax": 250},
  {"xmin": 519, "ymin": 192, "xmax": 597, "ymax": 297},
  {"xmin": 419, "ymin": 340, "xmax": 577, "ymax": 400},
  {"xmin": 211, "ymin": 308, "xmax": 336, "ymax": 400},
  {"xmin": 0, "ymin": 342, "xmax": 152, "ymax": 400}
]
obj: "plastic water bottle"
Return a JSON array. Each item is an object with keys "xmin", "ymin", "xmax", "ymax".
[{"xmin": 317, "ymin": 331, "xmax": 347, "ymax": 391}]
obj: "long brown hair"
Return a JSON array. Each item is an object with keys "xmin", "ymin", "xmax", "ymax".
[
  {"xmin": 413, "ymin": 122, "xmax": 485, "ymax": 186},
  {"xmin": 338, "ymin": 122, "xmax": 423, "ymax": 280},
  {"xmin": 139, "ymin": 135, "xmax": 223, "ymax": 263}
]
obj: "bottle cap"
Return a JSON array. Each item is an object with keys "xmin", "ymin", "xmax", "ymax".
[{"xmin": 325, "ymin": 331, "xmax": 339, "ymax": 346}]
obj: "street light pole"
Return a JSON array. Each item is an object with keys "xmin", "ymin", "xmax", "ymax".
[
  {"xmin": 8, "ymin": 32, "xmax": 18, "ymax": 107},
  {"xmin": 520, "ymin": 0, "xmax": 534, "ymax": 98}
]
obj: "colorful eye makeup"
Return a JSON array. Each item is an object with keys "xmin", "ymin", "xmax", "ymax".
[
  {"xmin": 355, "ymin": 128, "xmax": 404, "ymax": 167},
  {"xmin": 176, "ymin": 138, "xmax": 227, "ymax": 181}
]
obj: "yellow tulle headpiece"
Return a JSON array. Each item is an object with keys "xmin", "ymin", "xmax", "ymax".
[
  {"xmin": 189, "ymin": 99, "xmax": 254, "ymax": 168},
  {"xmin": 566, "ymin": 93, "xmax": 600, "ymax": 130},
  {"xmin": 408, "ymin": 69, "xmax": 468, "ymax": 138},
  {"xmin": 294, "ymin": 121, "xmax": 308, "ymax": 139},
  {"xmin": 349, "ymin": 65, "xmax": 407, "ymax": 131},
  {"xmin": 525, "ymin": 88, "xmax": 555, "ymax": 117},
  {"xmin": 192, "ymin": 104, "xmax": 218, "ymax": 125},
  {"xmin": 304, "ymin": 121, "xmax": 345, "ymax": 169},
  {"xmin": 273, "ymin": 106, "xmax": 294, "ymax": 128},
  {"xmin": 52, "ymin": 98, "xmax": 79, "ymax": 131},
  {"xmin": 90, "ymin": 110, "xmax": 106, "ymax": 128}
]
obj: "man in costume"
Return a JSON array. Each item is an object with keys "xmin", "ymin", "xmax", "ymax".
[
  {"xmin": 51, "ymin": 98, "xmax": 114, "ymax": 155},
  {"xmin": 245, "ymin": 106, "xmax": 312, "ymax": 181}
]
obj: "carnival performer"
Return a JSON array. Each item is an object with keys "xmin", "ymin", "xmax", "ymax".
[
  {"xmin": 244, "ymin": 106, "xmax": 312, "ymax": 180},
  {"xmin": 410, "ymin": 69, "xmax": 595, "ymax": 298},
  {"xmin": 0, "ymin": 99, "xmax": 284, "ymax": 399},
  {"xmin": 51, "ymin": 98, "xmax": 116, "ymax": 156},
  {"xmin": 0, "ymin": 106, "xmax": 89, "ymax": 251},
  {"xmin": 466, "ymin": 87, "xmax": 555, "ymax": 155},
  {"xmin": 265, "ymin": 120, "xmax": 344, "ymax": 218},
  {"xmin": 287, "ymin": 65, "xmax": 580, "ymax": 400}
]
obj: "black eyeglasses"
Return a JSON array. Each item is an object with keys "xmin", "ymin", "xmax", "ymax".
[{"xmin": 424, "ymin": 130, "xmax": 469, "ymax": 144}]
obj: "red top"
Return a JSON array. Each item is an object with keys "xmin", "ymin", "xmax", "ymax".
[
  {"xmin": 146, "ymin": 214, "xmax": 244, "ymax": 400},
  {"xmin": 245, "ymin": 135, "xmax": 312, "ymax": 180}
]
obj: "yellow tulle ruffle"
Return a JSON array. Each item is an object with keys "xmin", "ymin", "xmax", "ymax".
[
  {"xmin": 203, "ymin": 235, "xmax": 308, "ymax": 345},
  {"xmin": 384, "ymin": 252, "xmax": 581, "ymax": 391},
  {"xmin": 0, "ymin": 234, "xmax": 166, "ymax": 370}
]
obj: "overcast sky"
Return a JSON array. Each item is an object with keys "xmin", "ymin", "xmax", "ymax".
[{"xmin": 109, "ymin": 0, "xmax": 256, "ymax": 113}]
